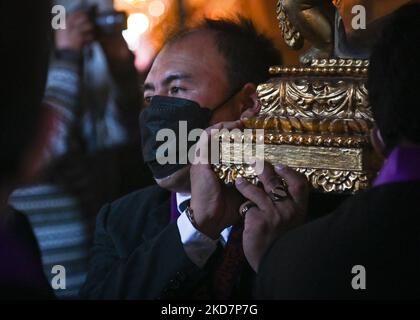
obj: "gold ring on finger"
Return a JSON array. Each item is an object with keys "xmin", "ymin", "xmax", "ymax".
[
  {"xmin": 269, "ymin": 179, "xmax": 290, "ymax": 202},
  {"xmin": 239, "ymin": 201, "xmax": 258, "ymax": 218}
]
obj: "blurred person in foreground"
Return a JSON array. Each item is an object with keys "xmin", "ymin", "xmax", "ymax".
[
  {"xmin": 248, "ymin": 4, "xmax": 420, "ymax": 299},
  {"xmin": 8, "ymin": 8, "xmax": 153, "ymax": 298},
  {"xmin": 0, "ymin": 1, "xmax": 53, "ymax": 299},
  {"xmin": 80, "ymin": 18, "xmax": 306, "ymax": 299}
]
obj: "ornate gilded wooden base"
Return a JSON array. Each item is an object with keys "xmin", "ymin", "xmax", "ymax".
[{"xmin": 214, "ymin": 59, "xmax": 382, "ymax": 194}]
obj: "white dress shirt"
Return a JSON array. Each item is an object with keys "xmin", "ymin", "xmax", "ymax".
[{"xmin": 176, "ymin": 193, "xmax": 232, "ymax": 268}]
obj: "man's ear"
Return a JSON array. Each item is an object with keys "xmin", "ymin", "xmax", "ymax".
[
  {"xmin": 370, "ymin": 126, "xmax": 386, "ymax": 159},
  {"xmin": 238, "ymin": 83, "xmax": 261, "ymax": 119}
]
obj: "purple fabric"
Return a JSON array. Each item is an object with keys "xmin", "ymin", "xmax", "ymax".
[
  {"xmin": 170, "ymin": 192, "xmax": 180, "ymax": 223},
  {"xmin": 0, "ymin": 231, "xmax": 46, "ymax": 288},
  {"xmin": 374, "ymin": 147, "xmax": 420, "ymax": 187}
]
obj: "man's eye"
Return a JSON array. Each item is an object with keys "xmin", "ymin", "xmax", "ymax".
[
  {"xmin": 170, "ymin": 87, "xmax": 184, "ymax": 95},
  {"xmin": 144, "ymin": 96, "xmax": 152, "ymax": 104}
]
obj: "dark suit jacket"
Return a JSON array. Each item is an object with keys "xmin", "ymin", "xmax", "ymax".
[
  {"xmin": 80, "ymin": 185, "xmax": 255, "ymax": 299},
  {"xmin": 257, "ymin": 181, "xmax": 420, "ymax": 299}
]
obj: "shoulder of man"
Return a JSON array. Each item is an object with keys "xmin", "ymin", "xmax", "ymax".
[
  {"xmin": 255, "ymin": 189, "xmax": 369, "ymax": 299},
  {"xmin": 257, "ymin": 181, "xmax": 420, "ymax": 299},
  {"xmin": 111, "ymin": 184, "xmax": 170, "ymax": 212},
  {"xmin": 265, "ymin": 180, "xmax": 420, "ymax": 253},
  {"xmin": 92, "ymin": 184, "xmax": 172, "ymax": 257},
  {"xmin": 99, "ymin": 184, "xmax": 171, "ymax": 229}
]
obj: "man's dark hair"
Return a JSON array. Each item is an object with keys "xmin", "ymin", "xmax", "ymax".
[
  {"xmin": 168, "ymin": 17, "xmax": 282, "ymax": 93},
  {"xmin": 368, "ymin": 3, "xmax": 420, "ymax": 154},
  {"xmin": 1, "ymin": 1, "xmax": 50, "ymax": 183}
]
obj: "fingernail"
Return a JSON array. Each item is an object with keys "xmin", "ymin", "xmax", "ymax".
[
  {"xmin": 236, "ymin": 177, "xmax": 245, "ymax": 185},
  {"xmin": 275, "ymin": 164, "xmax": 285, "ymax": 171}
]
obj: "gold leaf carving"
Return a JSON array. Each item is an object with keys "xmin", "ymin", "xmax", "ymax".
[
  {"xmin": 295, "ymin": 168, "xmax": 371, "ymax": 193},
  {"xmin": 257, "ymin": 78, "xmax": 373, "ymax": 122},
  {"xmin": 213, "ymin": 163, "xmax": 371, "ymax": 194}
]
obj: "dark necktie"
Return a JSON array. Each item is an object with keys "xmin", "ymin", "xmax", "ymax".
[
  {"xmin": 178, "ymin": 199, "xmax": 190, "ymax": 214},
  {"xmin": 212, "ymin": 222, "xmax": 245, "ymax": 299}
]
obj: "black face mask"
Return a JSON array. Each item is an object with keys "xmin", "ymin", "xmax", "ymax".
[{"xmin": 139, "ymin": 93, "xmax": 236, "ymax": 179}]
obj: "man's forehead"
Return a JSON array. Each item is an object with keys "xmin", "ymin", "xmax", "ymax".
[{"xmin": 147, "ymin": 32, "xmax": 226, "ymax": 82}]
